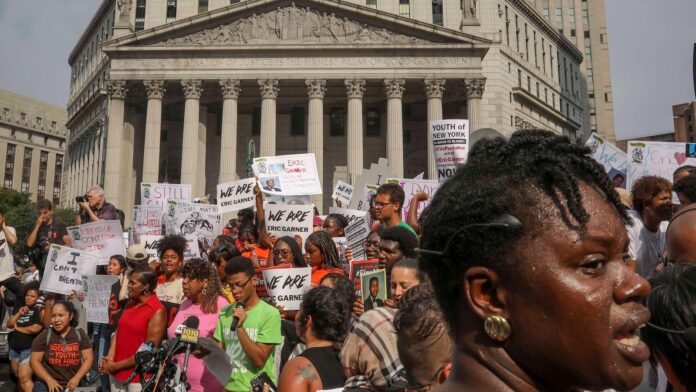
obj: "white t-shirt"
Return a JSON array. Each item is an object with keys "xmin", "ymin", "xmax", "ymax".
[
  {"xmin": 156, "ymin": 277, "xmax": 184, "ymax": 304},
  {"xmin": 625, "ymin": 210, "xmax": 669, "ymax": 277},
  {"xmin": 0, "ymin": 226, "xmax": 17, "ymax": 282}
]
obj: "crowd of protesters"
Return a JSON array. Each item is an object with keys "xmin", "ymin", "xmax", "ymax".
[{"xmin": 0, "ymin": 130, "xmax": 695, "ymax": 392}]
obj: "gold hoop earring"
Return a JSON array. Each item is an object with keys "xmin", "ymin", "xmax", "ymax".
[{"xmin": 484, "ymin": 315, "xmax": 511, "ymax": 342}]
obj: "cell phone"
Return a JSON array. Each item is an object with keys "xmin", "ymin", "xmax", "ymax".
[{"xmin": 250, "ymin": 372, "xmax": 277, "ymax": 392}]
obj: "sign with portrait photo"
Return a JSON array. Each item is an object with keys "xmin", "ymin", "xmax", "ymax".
[
  {"xmin": 361, "ymin": 269, "xmax": 387, "ymax": 311},
  {"xmin": 253, "ymin": 153, "xmax": 322, "ymax": 196}
]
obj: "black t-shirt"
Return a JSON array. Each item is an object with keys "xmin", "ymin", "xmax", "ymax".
[
  {"xmin": 9, "ymin": 305, "xmax": 43, "ymax": 351},
  {"xmin": 39, "ymin": 219, "xmax": 68, "ymax": 247}
]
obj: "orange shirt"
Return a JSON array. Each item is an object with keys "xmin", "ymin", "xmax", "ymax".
[
  {"xmin": 242, "ymin": 244, "xmax": 271, "ymax": 261},
  {"xmin": 311, "ymin": 267, "xmax": 346, "ymax": 286}
]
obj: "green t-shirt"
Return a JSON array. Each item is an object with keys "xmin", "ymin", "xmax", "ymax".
[
  {"xmin": 397, "ymin": 221, "xmax": 418, "ymax": 237},
  {"xmin": 213, "ymin": 301, "xmax": 282, "ymax": 392}
]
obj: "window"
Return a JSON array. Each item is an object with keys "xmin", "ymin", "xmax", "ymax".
[
  {"xmin": 508, "ymin": 62, "xmax": 511, "ymax": 73},
  {"xmin": 552, "ymin": 93, "xmax": 556, "ymax": 109},
  {"xmin": 135, "ymin": 0, "xmax": 147, "ymax": 18},
  {"xmin": 366, "ymin": 108, "xmax": 380, "ymax": 136},
  {"xmin": 527, "ymin": 76, "xmax": 531, "ymax": 92},
  {"xmin": 21, "ymin": 147, "xmax": 32, "ymax": 193},
  {"xmin": 4, "ymin": 144, "xmax": 15, "ymax": 188},
  {"xmin": 161, "ymin": 129, "xmax": 168, "ymax": 142},
  {"xmin": 571, "ymin": 29, "xmax": 576, "ymax": 37},
  {"xmin": 584, "ymin": 31, "xmax": 590, "ymax": 39},
  {"xmin": 605, "ymin": 92, "xmax": 611, "ymax": 103},
  {"xmin": 515, "ymin": 15, "xmax": 519, "ymax": 51},
  {"xmin": 518, "ymin": 69, "xmax": 522, "ymax": 87},
  {"xmin": 504, "ymin": 6, "xmax": 510, "ymax": 46},
  {"xmin": 366, "ymin": 0, "xmax": 377, "ymax": 8},
  {"xmin": 38, "ymin": 151, "xmax": 48, "ymax": 199},
  {"xmin": 51, "ymin": 121, "xmax": 57, "ymax": 129},
  {"xmin": 198, "ymin": 0, "xmax": 208, "ymax": 13},
  {"xmin": 167, "ymin": 0, "xmax": 177, "ymax": 19},
  {"xmin": 543, "ymin": 8, "xmax": 549, "ymax": 21},
  {"xmin": 53, "ymin": 154, "xmax": 63, "ymax": 205},
  {"xmin": 330, "ymin": 107, "xmax": 345, "ymax": 136},
  {"xmin": 536, "ymin": 82, "xmax": 540, "ymax": 97},
  {"xmin": 555, "ymin": 8, "xmax": 562, "ymax": 26},
  {"xmin": 524, "ymin": 24, "xmax": 529, "ymax": 60},
  {"xmin": 569, "ymin": 8, "xmax": 575, "ymax": 27},
  {"xmin": 135, "ymin": 21, "xmax": 145, "ymax": 31},
  {"xmin": 585, "ymin": 46, "xmax": 592, "ymax": 65},
  {"xmin": 600, "ymin": 33, "xmax": 606, "ymax": 43},
  {"xmin": 291, "ymin": 107, "xmax": 305, "ymax": 136},
  {"xmin": 432, "ymin": 0, "xmax": 443, "ymax": 26},
  {"xmin": 230, "ymin": 0, "xmax": 240, "ymax": 3},
  {"xmin": 545, "ymin": 88, "xmax": 548, "ymax": 102},
  {"xmin": 252, "ymin": 107, "xmax": 261, "ymax": 135},
  {"xmin": 582, "ymin": 9, "xmax": 589, "ymax": 25},
  {"xmin": 399, "ymin": 0, "xmax": 410, "ymax": 17}
]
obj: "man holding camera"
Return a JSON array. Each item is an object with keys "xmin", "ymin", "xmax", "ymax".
[
  {"xmin": 76, "ymin": 186, "xmax": 119, "ymax": 224},
  {"xmin": 26, "ymin": 199, "xmax": 72, "ymax": 275}
]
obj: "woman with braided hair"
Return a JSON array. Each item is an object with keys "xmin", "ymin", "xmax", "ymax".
[
  {"xmin": 305, "ymin": 230, "xmax": 345, "ymax": 286},
  {"xmin": 419, "ymin": 129, "xmax": 651, "ymax": 391},
  {"xmin": 167, "ymin": 258, "xmax": 228, "ymax": 392}
]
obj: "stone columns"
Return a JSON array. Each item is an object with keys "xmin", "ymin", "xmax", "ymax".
[
  {"xmin": 142, "ymin": 80, "xmax": 166, "ymax": 183},
  {"xmin": 219, "ymin": 79, "xmax": 241, "ymax": 184},
  {"xmin": 258, "ymin": 79, "xmax": 279, "ymax": 157},
  {"xmin": 384, "ymin": 78, "xmax": 405, "ymax": 178},
  {"xmin": 95, "ymin": 120, "xmax": 104, "ymax": 186},
  {"xmin": 197, "ymin": 105, "xmax": 208, "ymax": 197},
  {"xmin": 424, "ymin": 78, "xmax": 446, "ymax": 180},
  {"xmin": 181, "ymin": 80, "xmax": 203, "ymax": 189},
  {"xmin": 103, "ymin": 80, "xmax": 127, "ymax": 209},
  {"xmin": 345, "ymin": 79, "xmax": 366, "ymax": 184},
  {"xmin": 464, "ymin": 78, "xmax": 486, "ymax": 133},
  {"xmin": 87, "ymin": 134, "xmax": 95, "ymax": 188},
  {"xmin": 306, "ymin": 79, "xmax": 326, "ymax": 212}
]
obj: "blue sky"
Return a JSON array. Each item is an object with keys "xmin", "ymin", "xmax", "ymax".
[{"xmin": 0, "ymin": 0, "xmax": 694, "ymax": 140}]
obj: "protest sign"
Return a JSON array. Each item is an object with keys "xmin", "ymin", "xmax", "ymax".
[
  {"xmin": 262, "ymin": 267, "xmax": 312, "ymax": 311},
  {"xmin": 265, "ymin": 204, "xmax": 314, "ymax": 246},
  {"xmin": 255, "ymin": 263, "xmax": 292, "ymax": 300},
  {"xmin": 345, "ymin": 216, "xmax": 370, "ymax": 261},
  {"xmin": 333, "ymin": 237, "xmax": 349, "ymax": 272},
  {"xmin": 131, "ymin": 205, "xmax": 162, "ymax": 243},
  {"xmin": 217, "ymin": 178, "xmax": 257, "ymax": 213},
  {"xmin": 431, "ymin": 119, "xmax": 470, "ymax": 183},
  {"xmin": 40, "ymin": 245, "xmax": 98, "ymax": 295},
  {"xmin": 627, "ymin": 141, "xmax": 696, "ymax": 191},
  {"xmin": 358, "ymin": 184, "xmax": 379, "ymax": 214},
  {"xmin": 387, "ymin": 178, "xmax": 440, "ymax": 221},
  {"xmin": 140, "ymin": 234, "xmax": 164, "ymax": 261},
  {"xmin": 332, "ymin": 180, "xmax": 354, "ymax": 206},
  {"xmin": 361, "ymin": 269, "xmax": 387, "ymax": 310},
  {"xmin": 349, "ymin": 259, "xmax": 380, "ymax": 297},
  {"xmin": 253, "ymin": 153, "xmax": 322, "ymax": 196},
  {"xmin": 328, "ymin": 207, "xmax": 368, "ymax": 227},
  {"xmin": 84, "ymin": 275, "xmax": 118, "ymax": 323},
  {"xmin": 349, "ymin": 158, "xmax": 396, "ymax": 210},
  {"xmin": 141, "ymin": 183, "xmax": 192, "ymax": 212},
  {"xmin": 183, "ymin": 234, "xmax": 201, "ymax": 260},
  {"xmin": 586, "ymin": 133, "xmax": 628, "ymax": 189},
  {"xmin": 165, "ymin": 201, "xmax": 221, "ymax": 249},
  {"xmin": 67, "ymin": 220, "xmax": 126, "ymax": 265}
]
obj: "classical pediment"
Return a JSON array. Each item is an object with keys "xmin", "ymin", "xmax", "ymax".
[
  {"xmin": 105, "ymin": 0, "xmax": 491, "ymax": 49},
  {"xmin": 157, "ymin": 4, "xmax": 429, "ymax": 46}
]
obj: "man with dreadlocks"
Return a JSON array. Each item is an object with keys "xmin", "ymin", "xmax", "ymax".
[{"xmin": 418, "ymin": 130, "xmax": 651, "ymax": 391}]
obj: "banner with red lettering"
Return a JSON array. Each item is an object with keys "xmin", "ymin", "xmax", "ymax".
[
  {"xmin": 67, "ymin": 220, "xmax": 126, "ymax": 265},
  {"xmin": 431, "ymin": 119, "xmax": 470, "ymax": 183},
  {"xmin": 252, "ymin": 153, "xmax": 322, "ymax": 195}
]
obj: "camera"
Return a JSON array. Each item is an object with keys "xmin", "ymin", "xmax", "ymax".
[{"xmin": 75, "ymin": 194, "xmax": 89, "ymax": 203}]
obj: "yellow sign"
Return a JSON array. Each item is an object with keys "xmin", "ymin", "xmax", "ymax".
[{"xmin": 181, "ymin": 327, "xmax": 199, "ymax": 344}]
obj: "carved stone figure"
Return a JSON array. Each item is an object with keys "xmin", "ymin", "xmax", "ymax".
[{"xmin": 117, "ymin": 0, "xmax": 132, "ymax": 20}]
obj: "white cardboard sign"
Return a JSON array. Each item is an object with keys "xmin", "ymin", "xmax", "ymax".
[
  {"xmin": 265, "ymin": 204, "xmax": 314, "ymax": 247},
  {"xmin": 345, "ymin": 216, "xmax": 370, "ymax": 261},
  {"xmin": 217, "ymin": 178, "xmax": 257, "ymax": 213},
  {"xmin": 386, "ymin": 178, "xmax": 440, "ymax": 221},
  {"xmin": 67, "ymin": 220, "xmax": 126, "ymax": 265},
  {"xmin": 586, "ymin": 133, "xmax": 628, "ymax": 189},
  {"xmin": 253, "ymin": 153, "xmax": 322, "ymax": 196},
  {"xmin": 331, "ymin": 180, "xmax": 354, "ymax": 206},
  {"xmin": 40, "ymin": 245, "xmax": 98, "ymax": 295},
  {"xmin": 84, "ymin": 275, "xmax": 119, "ymax": 323},
  {"xmin": 262, "ymin": 267, "xmax": 312, "ymax": 310},
  {"xmin": 328, "ymin": 207, "xmax": 368, "ymax": 227},
  {"xmin": 140, "ymin": 234, "xmax": 164, "ymax": 262},
  {"xmin": 627, "ymin": 141, "xmax": 696, "ymax": 191},
  {"xmin": 140, "ymin": 183, "xmax": 192, "ymax": 213}
]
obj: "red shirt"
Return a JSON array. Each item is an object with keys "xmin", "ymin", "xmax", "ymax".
[{"xmin": 113, "ymin": 294, "xmax": 165, "ymax": 382}]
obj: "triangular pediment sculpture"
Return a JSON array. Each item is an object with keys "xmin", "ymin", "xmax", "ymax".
[{"xmin": 154, "ymin": 3, "xmax": 430, "ymax": 46}]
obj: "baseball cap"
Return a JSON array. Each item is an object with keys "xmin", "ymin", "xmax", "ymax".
[{"xmin": 127, "ymin": 244, "xmax": 149, "ymax": 261}]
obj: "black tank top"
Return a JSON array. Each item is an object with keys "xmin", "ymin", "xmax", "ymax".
[{"xmin": 299, "ymin": 346, "xmax": 346, "ymax": 389}]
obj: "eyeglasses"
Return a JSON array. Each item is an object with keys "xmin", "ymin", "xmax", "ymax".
[
  {"xmin": 371, "ymin": 201, "xmax": 393, "ymax": 210},
  {"xmin": 228, "ymin": 276, "xmax": 253, "ymax": 291},
  {"xmin": 364, "ymin": 241, "xmax": 380, "ymax": 250},
  {"xmin": 273, "ymin": 249, "xmax": 292, "ymax": 258}
]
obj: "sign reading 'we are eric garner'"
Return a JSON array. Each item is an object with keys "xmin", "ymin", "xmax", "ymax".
[
  {"xmin": 262, "ymin": 267, "xmax": 312, "ymax": 311},
  {"xmin": 140, "ymin": 235, "xmax": 164, "ymax": 262},
  {"xmin": 67, "ymin": 220, "xmax": 126, "ymax": 265},
  {"xmin": 585, "ymin": 133, "xmax": 628, "ymax": 189},
  {"xmin": 84, "ymin": 275, "xmax": 119, "ymax": 323},
  {"xmin": 216, "ymin": 178, "xmax": 257, "ymax": 213},
  {"xmin": 331, "ymin": 180, "xmax": 354, "ymax": 206},
  {"xmin": 40, "ymin": 245, "xmax": 98, "ymax": 295},
  {"xmin": 265, "ymin": 204, "xmax": 314, "ymax": 247},
  {"xmin": 431, "ymin": 119, "xmax": 470, "ymax": 183}
]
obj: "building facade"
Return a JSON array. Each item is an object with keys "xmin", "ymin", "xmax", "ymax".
[
  {"xmin": 673, "ymin": 102, "xmax": 696, "ymax": 142},
  {"xmin": 65, "ymin": 0, "xmax": 585, "ymax": 224},
  {"xmin": 0, "ymin": 89, "xmax": 67, "ymax": 204},
  {"xmin": 531, "ymin": 0, "xmax": 615, "ymax": 140}
]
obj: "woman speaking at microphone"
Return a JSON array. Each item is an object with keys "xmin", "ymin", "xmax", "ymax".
[
  {"xmin": 101, "ymin": 264, "xmax": 166, "ymax": 392},
  {"xmin": 167, "ymin": 258, "xmax": 227, "ymax": 392}
]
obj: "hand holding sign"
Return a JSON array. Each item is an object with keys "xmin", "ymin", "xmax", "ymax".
[{"xmin": 262, "ymin": 267, "xmax": 312, "ymax": 311}]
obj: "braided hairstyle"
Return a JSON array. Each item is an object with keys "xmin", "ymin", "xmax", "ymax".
[
  {"xmin": 180, "ymin": 258, "xmax": 224, "ymax": 314},
  {"xmin": 419, "ymin": 129, "xmax": 628, "ymax": 330},
  {"xmin": 306, "ymin": 230, "xmax": 342, "ymax": 269}
]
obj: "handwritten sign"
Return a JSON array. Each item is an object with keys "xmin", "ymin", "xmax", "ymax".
[
  {"xmin": 262, "ymin": 267, "xmax": 312, "ymax": 311},
  {"xmin": 67, "ymin": 220, "xmax": 126, "ymax": 265},
  {"xmin": 40, "ymin": 245, "xmax": 98, "ymax": 295},
  {"xmin": 217, "ymin": 178, "xmax": 257, "ymax": 213},
  {"xmin": 265, "ymin": 204, "xmax": 314, "ymax": 247},
  {"xmin": 586, "ymin": 133, "xmax": 628, "ymax": 189},
  {"xmin": 349, "ymin": 259, "xmax": 381, "ymax": 297},
  {"xmin": 386, "ymin": 178, "xmax": 440, "ymax": 221},
  {"xmin": 431, "ymin": 119, "xmax": 469, "ymax": 183},
  {"xmin": 627, "ymin": 141, "xmax": 696, "ymax": 191},
  {"xmin": 140, "ymin": 234, "xmax": 164, "ymax": 262},
  {"xmin": 253, "ymin": 153, "xmax": 322, "ymax": 195},
  {"xmin": 131, "ymin": 205, "xmax": 162, "ymax": 243},
  {"xmin": 332, "ymin": 180, "xmax": 354, "ymax": 206},
  {"xmin": 141, "ymin": 183, "xmax": 192, "ymax": 213},
  {"xmin": 328, "ymin": 207, "xmax": 368, "ymax": 227},
  {"xmin": 165, "ymin": 200, "xmax": 221, "ymax": 250},
  {"xmin": 84, "ymin": 275, "xmax": 118, "ymax": 323},
  {"xmin": 184, "ymin": 234, "xmax": 201, "ymax": 260},
  {"xmin": 345, "ymin": 216, "xmax": 370, "ymax": 261}
]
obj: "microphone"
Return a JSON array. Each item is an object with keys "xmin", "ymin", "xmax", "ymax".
[
  {"xmin": 230, "ymin": 302, "xmax": 245, "ymax": 331},
  {"xmin": 180, "ymin": 316, "xmax": 201, "ymax": 380},
  {"xmin": 166, "ymin": 316, "xmax": 200, "ymax": 358}
]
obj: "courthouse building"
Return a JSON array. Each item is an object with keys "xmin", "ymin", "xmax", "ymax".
[
  {"xmin": 65, "ymin": 0, "xmax": 587, "ymax": 222},
  {"xmin": 0, "ymin": 89, "xmax": 67, "ymax": 204}
]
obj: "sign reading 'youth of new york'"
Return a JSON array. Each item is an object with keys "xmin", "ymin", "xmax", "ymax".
[{"xmin": 431, "ymin": 120, "xmax": 470, "ymax": 183}]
